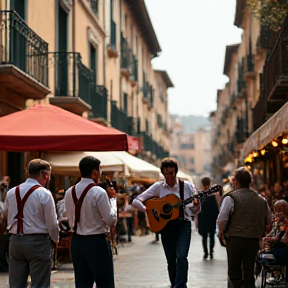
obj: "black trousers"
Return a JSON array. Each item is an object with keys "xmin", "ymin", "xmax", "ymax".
[
  {"xmin": 71, "ymin": 233, "xmax": 115, "ymax": 288},
  {"xmin": 201, "ymin": 231, "xmax": 215, "ymax": 255},
  {"xmin": 160, "ymin": 220, "xmax": 191, "ymax": 288},
  {"xmin": 225, "ymin": 236, "xmax": 259, "ymax": 288}
]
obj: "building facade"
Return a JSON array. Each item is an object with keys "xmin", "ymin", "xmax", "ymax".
[
  {"xmin": 211, "ymin": 0, "xmax": 288, "ymax": 188},
  {"xmin": 170, "ymin": 115, "xmax": 212, "ymax": 186},
  {"xmin": 0, "ymin": 0, "xmax": 172, "ymax": 186}
]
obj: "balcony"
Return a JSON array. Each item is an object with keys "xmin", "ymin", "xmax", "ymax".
[
  {"xmin": 140, "ymin": 132, "xmax": 169, "ymax": 159},
  {"xmin": 89, "ymin": 85, "xmax": 108, "ymax": 121},
  {"xmin": 110, "ymin": 101, "xmax": 128, "ymax": 133},
  {"xmin": 261, "ymin": 20, "xmax": 288, "ymax": 108},
  {"xmin": 48, "ymin": 52, "xmax": 92, "ymax": 115},
  {"xmin": 0, "ymin": 10, "xmax": 50, "ymax": 100},
  {"xmin": 252, "ymin": 16, "xmax": 288, "ymax": 129},
  {"xmin": 126, "ymin": 116, "xmax": 141, "ymax": 136}
]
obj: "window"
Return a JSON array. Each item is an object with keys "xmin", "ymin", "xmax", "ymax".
[
  {"xmin": 90, "ymin": 43, "xmax": 97, "ymax": 83},
  {"xmin": 180, "ymin": 143, "xmax": 194, "ymax": 149},
  {"xmin": 90, "ymin": 0, "xmax": 99, "ymax": 17}
]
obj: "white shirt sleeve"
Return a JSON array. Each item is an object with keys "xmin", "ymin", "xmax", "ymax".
[
  {"xmin": 131, "ymin": 182, "xmax": 160, "ymax": 211},
  {"xmin": 97, "ymin": 191, "xmax": 117, "ymax": 227},
  {"xmin": 42, "ymin": 191, "xmax": 59, "ymax": 243},
  {"xmin": 216, "ymin": 196, "xmax": 234, "ymax": 232},
  {"xmin": 132, "ymin": 198, "xmax": 146, "ymax": 212}
]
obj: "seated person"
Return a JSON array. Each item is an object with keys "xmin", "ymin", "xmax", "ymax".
[{"xmin": 261, "ymin": 199, "xmax": 288, "ymax": 281}]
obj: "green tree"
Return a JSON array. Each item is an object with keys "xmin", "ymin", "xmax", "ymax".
[{"xmin": 247, "ymin": 0, "xmax": 288, "ymax": 31}]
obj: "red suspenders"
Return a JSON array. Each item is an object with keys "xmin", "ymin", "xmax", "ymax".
[
  {"xmin": 71, "ymin": 183, "xmax": 96, "ymax": 232},
  {"xmin": 14, "ymin": 185, "xmax": 41, "ymax": 234}
]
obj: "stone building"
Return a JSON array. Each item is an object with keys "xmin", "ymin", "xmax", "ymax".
[{"xmin": 0, "ymin": 0, "xmax": 173, "ymax": 185}]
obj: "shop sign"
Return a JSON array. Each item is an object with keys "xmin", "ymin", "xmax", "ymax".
[{"xmin": 128, "ymin": 136, "xmax": 141, "ymax": 155}]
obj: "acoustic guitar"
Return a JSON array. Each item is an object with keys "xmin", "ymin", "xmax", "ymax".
[{"xmin": 144, "ymin": 184, "xmax": 222, "ymax": 233}]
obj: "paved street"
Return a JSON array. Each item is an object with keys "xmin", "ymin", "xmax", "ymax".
[{"xmin": 0, "ymin": 226, "xmax": 229, "ymax": 288}]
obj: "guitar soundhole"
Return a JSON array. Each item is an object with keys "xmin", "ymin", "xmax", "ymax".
[{"xmin": 162, "ymin": 204, "xmax": 172, "ymax": 214}]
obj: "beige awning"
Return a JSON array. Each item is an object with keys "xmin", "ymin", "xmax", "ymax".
[
  {"xmin": 111, "ymin": 152, "xmax": 161, "ymax": 181},
  {"xmin": 176, "ymin": 170, "xmax": 194, "ymax": 183},
  {"xmin": 43, "ymin": 151, "xmax": 124, "ymax": 175},
  {"xmin": 240, "ymin": 101, "xmax": 288, "ymax": 159},
  {"xmin": 43, "ymin": 151, "xmax": 161, "ymax": 181}
]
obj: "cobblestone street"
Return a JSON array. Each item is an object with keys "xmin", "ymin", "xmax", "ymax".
[{"xmin": 0, "ymin": 226, "xmax": 228, "ymax": 288}]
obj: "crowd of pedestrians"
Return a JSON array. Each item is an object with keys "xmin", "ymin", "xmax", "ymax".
[{"xmin": 1, "ymin": 157, "xmax": 288, "ymax": 287}]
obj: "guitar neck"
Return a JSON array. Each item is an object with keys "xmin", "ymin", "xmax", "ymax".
[{"xmin": 181, "ymin": 185, "xmax": 222, "ymax": 206}]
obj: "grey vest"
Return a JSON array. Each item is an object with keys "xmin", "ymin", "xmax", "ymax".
[{"xmin": 225, "ymin": 188, "xmax": 267, "ymax": 239}]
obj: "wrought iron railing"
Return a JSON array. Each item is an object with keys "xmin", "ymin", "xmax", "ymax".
[
  {"xmin": 90, "ymin": 85, "xmax": 108, "ymax": 120},
  {"xmin": 140, "ymin": 132, "xmax": 169, "ymax": 159},
  {"xmin": 126, "ymin": 116, "xmax": 141, "ymax": 136},
  {"xmin": 110, "ymin": 101, "xmax": 128, "ymax": 133},
  {"xmin": 48, "ymin": 52, "xmax": 93, "ymax": 101},
  {"xmin": 252, "ymin": 17, "xmax": 288, "ymax": 129},
  {"xmin": 261, "ymin": 17, "xmax": 288, "ymax": 104},
  {"xmin": 0, "ymin": 10, "xmax": 49, "ymax": 86}
]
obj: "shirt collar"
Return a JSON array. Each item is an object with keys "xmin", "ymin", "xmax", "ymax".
[
  {"xmin": 26, "ymin": 178, "xmax": 42, "ymax": 186},
  {"xmin": 163, "ymin": 178, "xmax": 179, "ymax": 188},
  {"xmin": 79, "ymin": 178, "xmax": 96, "ymax": 185}
]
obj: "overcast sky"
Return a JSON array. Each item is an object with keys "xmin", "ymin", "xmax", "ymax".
[{"xmin": 145, "ymin": 0, "xmax": 242, "ymax": 117}]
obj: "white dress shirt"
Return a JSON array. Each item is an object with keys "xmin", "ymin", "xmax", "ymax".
[
  {"xmin": 132, "ymin": 179, "xmax": 201, "ymax": 220},
  {"xmin": 64, "ymin": 178, "xmax": 117, "ymax": 235},
  {"xmin": 5, "ymin": 178, "xmax": 59, "ymax": 242}
]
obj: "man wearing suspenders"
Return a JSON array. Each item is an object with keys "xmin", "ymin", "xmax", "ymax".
[
  {"xmin": 64, "ymin": 156, "xmax": 117, "ymax": 288},
  {"xmin": 5, "ymin": 159, "xmax": 59, "ymax": 288}
]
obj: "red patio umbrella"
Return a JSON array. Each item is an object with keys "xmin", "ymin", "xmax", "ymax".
[{"xmin": 0, "ymin": 105, "xmax": 128, "ymax": 152}]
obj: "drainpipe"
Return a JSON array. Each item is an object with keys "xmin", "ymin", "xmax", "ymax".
[
  {"xmin": 103, "ymin": 0, "xmax": 106, "ymax": 87},
  {"xmin": 72, "ymin": 0, "xmax": 75, "ymax": 52}
]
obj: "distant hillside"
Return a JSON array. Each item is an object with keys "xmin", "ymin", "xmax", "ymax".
[{"xmin": 175, "ymin": 115, "xmax": 211, "ymax": 133}]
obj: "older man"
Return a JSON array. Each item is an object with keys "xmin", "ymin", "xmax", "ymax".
[
  {"xmin": 217, "ymin": 167, "xmax": 271, "ymax": 288},
  {"xmin": 5, "ymin": 159, "xmax": 59, "ymax": 288}
]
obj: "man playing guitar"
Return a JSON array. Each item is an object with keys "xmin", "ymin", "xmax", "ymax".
[{"xmin": 132, "ymin": 157, "xmax": 201, "ymax": 288}]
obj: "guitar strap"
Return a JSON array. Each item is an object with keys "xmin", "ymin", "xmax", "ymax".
[{"xmin": 178, "ymin": 180, "xmax": 185, "ymax": 220}]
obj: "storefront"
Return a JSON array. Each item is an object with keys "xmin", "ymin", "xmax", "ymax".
[{"xmin": 240, "ymin": 101, "xmax": 288, "ymax": 188}]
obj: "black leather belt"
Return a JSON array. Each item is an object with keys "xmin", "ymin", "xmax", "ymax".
[
  {"xmin": 10, "ymin": 233, "xmax": 49, "ymax": 237},
  {"xmin": 73, "ymin": 233, "xmax": 107, "ymax": 238}
]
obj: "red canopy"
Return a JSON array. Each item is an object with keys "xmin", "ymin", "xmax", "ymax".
[{"xmin": 0, "ymin": 105, "xmax": 128, "ymax": 152}]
